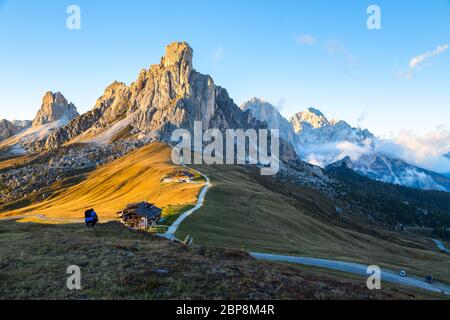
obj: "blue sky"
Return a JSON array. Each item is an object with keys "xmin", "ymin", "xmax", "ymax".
[{"xmin": 0, "ymin": 0, "xmax": 449, "ymax": 137}]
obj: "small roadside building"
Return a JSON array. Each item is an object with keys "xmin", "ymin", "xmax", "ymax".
[
  {"xmin": 117, "ymin": 201, "xmax": 162, "ymax": 230},
  {"xmin": 162, "ymin": 170, "xmax": 195, "ymax": 183}
]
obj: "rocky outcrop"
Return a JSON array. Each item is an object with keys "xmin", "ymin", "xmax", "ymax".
[
  {"xmin": 0, "ymin": 119, "xmax": 31, "ymax": 142},
  {"xmin": 11, "ymin": 120, "xmax": 32, "ymax": 129},
  {"xmin": 0, "ymin": 120, "xmax": 19, "ymax": 142},
  {"xmin": 290, "ymin": 108, "xmax": 374, "ymax": 146},
  {"xmin": 32, "ymin": 91, "xmax": 79, "ymax": 128},
  {"xmin": 290, "ymin": 108, "xmax": 329, "ymax": 132},
  {"xmin": 326, "ymin": 156, "xmax": 353, "ymax": 169},
  {"xmin": 241, "ymin": 98, "xmax": 296, "ymax": 144}
]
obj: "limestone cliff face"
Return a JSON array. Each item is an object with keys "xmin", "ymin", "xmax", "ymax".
[
  {"xmin": 32, "ymin": 91, "xmax": 79, "ymax": 128},
  {"xmin": 38, "ymin": 42, "xmax": 268, "ymax": 150}
]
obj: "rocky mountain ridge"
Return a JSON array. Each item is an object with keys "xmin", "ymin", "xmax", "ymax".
[
  {"xmin": 0, "ymin": 42, "xmax": 333, "ymax": 199},
  {"xmin": 241, "ymin": 98, "xmax": 449, "ymax": 192},
  {"xmin": 32, "ymin": 91, "xmax": 79, "ymax": 128},
  {"xmin": 0, "ymin": 91, "xmax": 79, "ymax": 155},
  {"xmin": 241, "ymin": 98, "xmax": 296, "ymax": 144},
  {"xmin": 0, "ymin": 119, "xmax": 31, "ymax": 142},
  {"xmin": 33, "ymin": 42, "xmax": 265, "ymax": 154}
]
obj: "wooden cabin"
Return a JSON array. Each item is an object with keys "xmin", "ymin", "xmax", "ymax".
[{"xmin": 117, "ymin": 201, "xmax": 162, "ymax": 230}]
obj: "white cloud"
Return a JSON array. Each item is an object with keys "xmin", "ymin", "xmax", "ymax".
[
  {"xmin": 376, "ymin": 127, "xmax": 450, "ymax": 173},
  {"xmin": 296, "ymin": 35, "xmax": 317, "ymax": 46},
  {"xmin": 300, "ymin": 140, "xmax": 373, "ymax": 168},
  {"xmin": 213, "ymin": 46, "xmax": 225, "ymax": 61},
  {"xmin": 409, "ymin": 44, "xmax": 449, "ymax": 69},
  {"xmin": 299, "ymin": 126, "xmax": 450, "ymax": 174}
]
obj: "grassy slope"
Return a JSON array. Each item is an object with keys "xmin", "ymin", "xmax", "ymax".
[
  {"xmin": 0, "ymin": 154, "xmax": 36, "ymax": 170},
  {"xmin": 1, "ymin": 144, "xmax": 448, "ymax": 298},
  {"xmin": 1, "ymin": 143, "xmax": 203, "ymax": 220},
  {"xmin": 177, "ymin": 164, "xmax": 450, "ymax": 285},
  {"xmin": 0, "ymin": 220, "xmax": 439, "ymax": 300}
]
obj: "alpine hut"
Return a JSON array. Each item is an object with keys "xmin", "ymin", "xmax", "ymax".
[{"xmin": 117, "ymin": 201, "xmax": 162, "ymax": 230}]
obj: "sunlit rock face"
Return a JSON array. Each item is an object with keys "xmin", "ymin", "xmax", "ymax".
[
  {"xmin": 37, "ymin": 42, "xmax": 267, "ymax": 150},
  {"xmin": 32, "ymin": 91, "xmax": 79, "ymax": 128},
  {"xmin": 290, "ymin": 108, "xmax": 329, "ymax": 132}
]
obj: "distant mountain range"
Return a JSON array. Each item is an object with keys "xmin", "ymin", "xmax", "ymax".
[
  {"xmin": 1, "ymin": 42, "xmax": 448, "ymax": 194},
  {"xmin": 241, "ymin": 98, "xmax": 450, "ymax": 192}
]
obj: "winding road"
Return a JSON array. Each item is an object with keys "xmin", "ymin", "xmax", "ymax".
[
  {"xmin": 250, "ymin": 252, "xmax": 450, "ymax": 296},
  {"xmin": 158, "ymin": 168, "xmax": 211, "ymax": 241},
  {"xmin": 158, "ymin": 170, "xmax": 450, "ymax": 296}
]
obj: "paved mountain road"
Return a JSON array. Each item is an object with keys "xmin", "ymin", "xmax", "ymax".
[
  {"xmin": 158, "ymin": 168, "xmax": 211, "ymax": 241},
  {"xmin": 250, "ymin": 252, "xmax": 450, "ymax": 296}
]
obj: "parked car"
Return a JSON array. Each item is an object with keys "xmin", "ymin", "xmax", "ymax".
[
  {"xmin": 399, "ymin": 269, "xmax": 407, "ymax": 277},
  {"xmin": 426, "ymin": 275, "xmax": 434, "ymax": 283}
]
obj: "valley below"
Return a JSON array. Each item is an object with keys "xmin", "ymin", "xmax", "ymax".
[{"xmin": 1, "ymin": 141, "xmax": 449, "ymax": 300}]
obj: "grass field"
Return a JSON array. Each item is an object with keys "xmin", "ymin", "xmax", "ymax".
[
  {"xmin": 0, "ymin": 154, "xmax": 36, "ymax": 170},
  {"xmin": 0, "ymin": 220, "xmax": 441, "ymax": 299},
  {"xmin": 1, "ymin": 143, "xmax": 449, "ymax": 299},
  {"xmin": 0, "ymin": 143, "xmax": 203, "ymax": 221},
  {"xmin": 177, "ymin": 164, "xmax": 450, "ymax": 287}
]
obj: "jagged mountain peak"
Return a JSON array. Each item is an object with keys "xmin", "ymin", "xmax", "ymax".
[
  {"xmin": 306, "ymin": 107, "xmax": 325, "ymax": 117},
  {"xmin": 32, "ymin": 91, "xmax": 79, "ymax": 128},
  {"xmin": 241, "ymin": 98, "xmax": 278, "ymax": 112},
  {"xmin": 160, "ymin": 41, "xmax": 193, "ymax": 69},
  {"xmin": 104, "ymin": 81, "xmax": 127, "ymax": 94},
  {"xmin": 241, "ymin": 97, "xmax": 296, "ymax": 144},
  {"xmin": 290, "ymin": 107, "xmax": 329, "ymax": 132},
  {"xmin": 32, "ymin": 42, "xmax": 297, "ymax": 160},
  {"xmin": 246, "ymin": 97, "xmax": 268, "ymax": 104}
]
